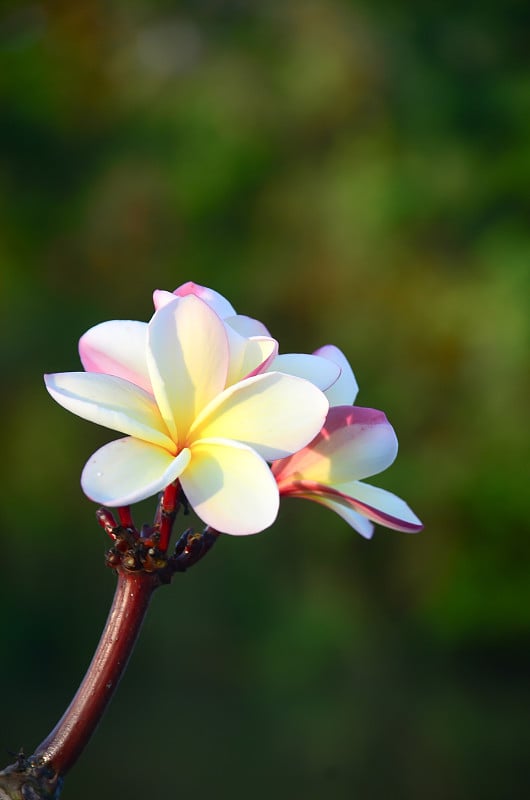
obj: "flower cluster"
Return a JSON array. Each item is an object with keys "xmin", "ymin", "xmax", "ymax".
[{"xmin": 45, "ymin": 282, "xmax": 422, "ymax": 538}]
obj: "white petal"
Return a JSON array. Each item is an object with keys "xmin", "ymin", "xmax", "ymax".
[
  {"xmin": 44, "ymin": 372, "xmax": 175, "ymax": 450},
  {"xmin": 238, "ymin": 337, "xmax": 279, "ymax": 379},
  {"xmin": 180, "ymin": 438, "xmax": 279, "ymax": 534},
  {"xmin": 173, "ymin": 281, "xmax": 236, "ymax": 318},
  {"xmin": 153, "ymin": 289, "xmax": 177, "ymax": 310},
  {"xmin": 225, "ymin": 325, "xmax": 278, "ymax": 385},
  {"xmin": 82, "ymin": 438, "xmax": 190, "ymax": 506},
  {"xmin": 313, "ymin": 345, "xmax": 359, "ymax": 405},
  {"xmin": 79, "ymin": 320, "xmax": 151, "ymax": 393},
  {"xmin": 336, "ymin": 481, "xmax": 423, "ymax": 532},
  {"xmin": 190, "ymin": 372, "xmax": 329, "ymax": 461},
  {"xmin": 272, "ymin": 406, "xmax": 397, "ymax": 484},
  {"xmin": 269, "ymin": 353, "xmax": 340, "ymax": 391},
  {"xmin": 147, "ymin": 295, "xmax": 229, "ymax": 444},
  {"xmin": 226, "ymin": 314, "xmax": 271, "ymax": 337}
]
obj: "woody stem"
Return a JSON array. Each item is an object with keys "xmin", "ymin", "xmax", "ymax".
[{"xmin": 32, "ymin": 567, "xmax": 159, "ymax": 777}]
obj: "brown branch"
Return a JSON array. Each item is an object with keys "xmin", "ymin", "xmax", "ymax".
[
  {"xmin": 32, "ymin": 568, "xmax": 159, "ymax": 775},
  {"xmin": 0, "ymin": 568, "xmax": 159, "ymax": 800},
  {"xmin": 0, "ymin": 517, "xmax": 219, "ymax": 799}
]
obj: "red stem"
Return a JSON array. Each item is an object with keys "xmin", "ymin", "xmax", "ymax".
[
  {"xmin": 31, "ymin": 569, "xmax": 159, "ymax": 777},
  {"xmin": 117, "ymin": 506, "xmax": 135, "ymax": 529},
  {"xmin": 156, "ymin": 482, "xmax": 180, "ymax": 552}
]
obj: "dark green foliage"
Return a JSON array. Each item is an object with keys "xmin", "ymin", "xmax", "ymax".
[{"xmin": 1, "ymin": 2, "xmax": 528, "ymax": 798}]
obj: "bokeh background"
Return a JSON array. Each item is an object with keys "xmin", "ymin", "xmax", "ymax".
[{"xmin": 1, "ymin": 1, "xmax": 529, "ymax": 798}]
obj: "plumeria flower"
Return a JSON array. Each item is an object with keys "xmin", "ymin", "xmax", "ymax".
[
  {"xmin": 154, "ymin": 286, "xmax": 421, "ymax": 539},
  {"xmin": 45, "ymin": 294, "xmax": 329, "ymax": 535},
  {"xmin": 271, "ymin": 346, "xmax": 422, "ymax": 539}
]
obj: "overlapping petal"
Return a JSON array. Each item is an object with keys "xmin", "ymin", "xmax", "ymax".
[
  {"xmin": 82, "ymin": 438, "xmax": 190, "ymax": 506},
  {"xmin": 44, "ymin": 372, "xmax": 175, "ymax": 451},
  {"xmin": 153, "ymin": 281, "xmax": 237, "ymax": 317},
  {"xmin": 152, "ymin": 289, "xmax": 178, "ymax": 311},
  {"xmin": 155, "ymin": 283, "xmax": 272, "ymax": 336},
  {"xmin": 79, "ymin": 320, "xmax": 151, "ymax": 393},
  {"xmin": 181, "ymin": 438, "xmax": 279, "ymax": 534},
  {"xmin": 236, "ymin": 336, "xmax": 278, "ymax": 379},
  {"xmin": 146, "ymin": 295, "xmax": 229, "ymax": 444},
  {"xmin": 173, "ymin": 281, "xmax": 237, "ymax": 317},
  {"xmin": 190, "ymin": 372, "xmax": 329, "ymax": 461},
  {"xmin": 269, "ymin": 353, "xmax": 341, "ymax": 391},
  {"xmin": 272, "ymin": 406, "xmax": 398, "ymax": 486},
  {"xmin": 225, "ymin": 314, "xmax": 271, "ymax": 337},
  {"xmin": 224, "ymin": 326, "xmax": 278, "ymax": 385},
  {"xmin": 313, "ymin": 345, "xmax": 359, "ymax": 405},
  {"xmin": 331, "ymin": 481, "xmax": 423, "ymax": 532}
]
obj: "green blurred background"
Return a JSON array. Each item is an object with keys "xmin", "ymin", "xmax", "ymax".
[{"xmin": 1, "ymin": 1, "xmax": 529, "ymax": 798}]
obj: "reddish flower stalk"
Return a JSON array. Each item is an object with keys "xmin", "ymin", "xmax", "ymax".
[
  {"xmin": 31, "ymin": 567, "xmax": 158, "ymax": 776},
  {"xmin": 0, "ymin": 509, "xmax": 219, "ymax": 800},
  {"xmin": 154, "ymin": 480, "xmax": 181, "ymax": 552},
  {"xmin": 117, "ymin": 505, "xmax": 135, "ymax": 530},
  {"xmin": 0, "ymin": 566, "xmax": 158, "ymax": 800}
]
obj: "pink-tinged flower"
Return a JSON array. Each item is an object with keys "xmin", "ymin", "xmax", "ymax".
[
  {"xmin": 82, "ymin": 287, "xmax": 279, "ymax": 394},
  {"xmin": 155, "ymin": 282, "xmax": 342, "ymax": 393},
  {"xmin": 154, "ymin": 282, "xmax": 272, "ymax": 337},
  {"xmin": 272, "ymin": 405, "xmax": 423, "ymax": 539},
  {"xmin": 45, "ymin": 295, "xmax": 329, "ymax": 535}
]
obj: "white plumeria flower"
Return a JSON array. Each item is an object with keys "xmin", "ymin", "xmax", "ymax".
[
  {"xmin": 272, "ymin": 405, "xmax": 423, "ymax": 539},
  {"xmin": 45, "ymin": 295, "xmax": 329, "ymax": 535},
  {"xmin": 152, "ymin": 286, "xmax": 418, "ymax": 540}
]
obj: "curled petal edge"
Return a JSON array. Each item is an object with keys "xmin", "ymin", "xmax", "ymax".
[
  {"xmin": 313, "ymin": 344, "xmax": 359, "ymax": 405},
  {"xmin": 279, "ymin": 480, "xmax": 423, "ymax": 533}
]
